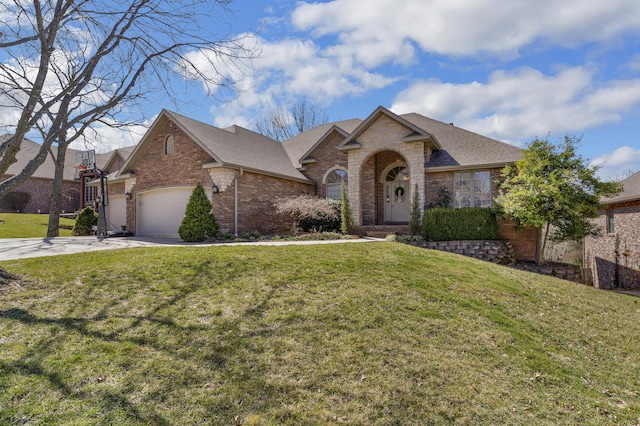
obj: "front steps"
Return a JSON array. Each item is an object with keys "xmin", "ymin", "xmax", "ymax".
[{"xmin": 356, "ymin": 224, "xmax": 409, "ymax": 238}]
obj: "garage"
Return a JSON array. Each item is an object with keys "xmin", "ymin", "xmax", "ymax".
[
  {"xmin": 136, "ymin": 187, "xmax": 195, "ymax": 237},
  {"xmin": 105, "ymin": 194, "xmax": 126, "ymax": 232}
]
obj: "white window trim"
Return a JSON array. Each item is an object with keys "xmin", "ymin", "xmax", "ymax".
[{"xmin": 453, "ymin": 170, "xmax": 492, "ymax": 208}]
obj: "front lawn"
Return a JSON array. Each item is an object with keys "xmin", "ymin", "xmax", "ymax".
[
  {"xmin": 1, "ymin": 243, "xmax": 639, "ymax": 424},
  {"xmin": 0, "ymin": 213, "xmax": 75, "ymax": 238}
]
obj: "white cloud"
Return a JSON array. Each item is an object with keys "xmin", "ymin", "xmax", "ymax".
[
  {"xmin": 67, "ymin": 119, "xmax": 149, "ymax": 153},
  {"xmin": 208, "ymin": 35, "xmax": 397, "ymax": 128},
  {"xmin": 390, "ymin": 66, "xmax": 640, "ymax": 143},
  {"xmin": 590, "ymin": 146, "xmax": 640, "ymax": 180},
  {"xmin": 292, "ymin": 0, "xmax": 640, "ymax": 62}
]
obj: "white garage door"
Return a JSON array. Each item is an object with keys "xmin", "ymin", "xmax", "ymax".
[
  {"xmin": 137, "ymin": 187, "xmax": 194, "ymax": 237},
  {"xmin": 105, "ymin": 195, "xmax": 126, "ymax": 232}
]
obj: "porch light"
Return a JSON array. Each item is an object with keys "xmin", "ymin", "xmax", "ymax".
[
  {"xmin": 212, "ymin": 183, "xmax": 220, "ymax": 194},
  {"xmin": 125, "ymin": 192, "xmax": 132, "ymax": 200}
]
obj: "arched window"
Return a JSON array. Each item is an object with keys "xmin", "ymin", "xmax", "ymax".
[
  {"xmin": 165, "ymin": 135, "xmax": 175, "ymax": 155},
  {"xmin": 385, "ymin": 166, "xmax": 409, "ymax": 182},
  {"xmin": 325, "ymin": 169, "xmax": 348, "ymax": 200}
]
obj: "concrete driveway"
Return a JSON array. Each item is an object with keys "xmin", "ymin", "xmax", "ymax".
[{"xmin": 0, "ymin": 235, "xmax": 379, "ymax": 261}]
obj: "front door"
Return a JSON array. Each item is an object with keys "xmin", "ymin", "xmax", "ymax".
[{"xmin": 384, "ymin": 166, "xmax": 410, "ymax": 222}]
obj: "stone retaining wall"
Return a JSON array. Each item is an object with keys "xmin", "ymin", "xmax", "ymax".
[
  {"xmin": 405, "ymin": 239, "xmax": 584, "ymax": 283},
  {"xmin": 410, "ymin": 240, "xmax": 515, "ymax": 265},
  {"xmin": 510, "ymin": 262, "xmax": 584, "ymax": 283}
]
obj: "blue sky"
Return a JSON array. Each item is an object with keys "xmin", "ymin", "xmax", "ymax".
[{"xmin": 6, "ymin": 0, "xmax": 640, "ymax": 180}]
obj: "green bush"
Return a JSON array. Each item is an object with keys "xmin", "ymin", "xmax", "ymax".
[
  {"xmin": 0, "ymin": 191, "xmax": 31, "ymax": 212},
  {"xmin": 422, "ymin": 207, "xmax": 498, "ymax": 242},
  {"xmin": 72, "ymin": 206, "xmax": 98, "ymax": 236},
  {"xmin": 178, "ymin": 183, "xmax": 219, "ymax": 242}
]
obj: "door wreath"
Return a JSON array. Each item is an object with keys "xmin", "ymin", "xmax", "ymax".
[{"xmin": 394, "ymin": 186, "xmax": 405, "ymax": 198}]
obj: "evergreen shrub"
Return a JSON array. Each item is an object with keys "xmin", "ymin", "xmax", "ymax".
[
  {"xmin": 72, "ymin": 206, "xmax": 98, "ymax": 236},
  {"xmin": 422, "ymin": 207, "xmax": 498, "ymax": 242},
  {"xmin": 178, "ymin": 182, "xmax": 219, "ymax": 242}
]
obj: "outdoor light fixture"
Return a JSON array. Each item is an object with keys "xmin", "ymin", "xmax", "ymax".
[
  {"xmin": 212, "ymin": 183, "xmax": 220, "ymax": 194},
  {"xmin": 125, "ymin": 192, "xmax": 132, "ymax": 200}
]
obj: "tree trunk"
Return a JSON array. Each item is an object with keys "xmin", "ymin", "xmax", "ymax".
[
  {"xmin": 538, "ymin": 223, "xmax": 551, "ymax": 265},
  {"xmin": 46, "ymin": 143, "xmax": 68, "ymax": 238}
]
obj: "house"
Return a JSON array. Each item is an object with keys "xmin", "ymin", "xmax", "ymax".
[
  {"xmin": 0, "ymin": 134, "xmax": 134, "ymax": 215},
  {"xmin": 111, "ymin": 106, "xmax": 538, "ymax": 260},
  {"xmin": 1, "ymin": 136, "xmax": 82, "ymax": 213},
  {"xmin": 584, "ymin": 171, "xmax": 640, "ymax": 290}
]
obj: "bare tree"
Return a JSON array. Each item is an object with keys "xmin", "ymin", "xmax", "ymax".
[
  {"xmin": 0, "ymin": 0, "xmax": 257, "ymax": 236},
  {"xmin": 255, "ymin": 99, "xmax": 329, "ymax": 141}
]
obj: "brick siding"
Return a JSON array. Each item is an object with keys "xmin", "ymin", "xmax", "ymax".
[
  {"xmin": 497, "ymin": 219, "xmax": 539, "ymax": 262},
  {"xmin": 0, "ymin": 175, "xmax": 80, "ymax": 214},
  {"xmin": 584, "ymin": 200, "xmax": 640, "ymax": 290}
]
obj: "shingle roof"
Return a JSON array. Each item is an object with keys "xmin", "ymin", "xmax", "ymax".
[
  {"xmin": 400, "ymin": 113, "xmax": 523, "ymax": 170},
  {"xmin": 281, "ymin": 119, "xmax": 362, "ymax": 168},
  {"xmin": 2, "ymin": 135, "xmax": 79, "ymax": 181},
  {"xmin": 121, "ymin": 110, "xmax": 311, "ymax": 183},
  {"xmin": 604, "ymin": 171, "xmax": 640, "ymax": 204}
]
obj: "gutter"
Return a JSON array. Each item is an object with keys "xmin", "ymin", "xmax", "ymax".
[{"xmin": 234, "ymin": 167, "xmax": 243, "ymax": 236}]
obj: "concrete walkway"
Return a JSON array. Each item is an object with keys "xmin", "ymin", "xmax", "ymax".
[{"xmin": 0, "ymin": 235, "xmax": 381, "ymax": 261}]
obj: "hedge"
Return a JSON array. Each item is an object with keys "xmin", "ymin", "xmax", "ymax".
[{"xmin": 422, "ymin": 207, "xmax": 498, "ymax": 242}]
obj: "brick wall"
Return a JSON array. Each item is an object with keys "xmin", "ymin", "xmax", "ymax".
[
  {"xmin": 497, "ymin": 219, "xmax": 539, "ymax": 262},
  {"xmin": 212, "ymin": 171, "xmax": 312, "ymax": 235},
  {"xmin": 0, "ymin": 175, "xmax": 80, "ymax": 213},
  {"xmin": 300, "ymin": 131, "xmax": 348, "ymax": 198},
  {"xmin": 584, "ymin": 200, "xmax": 640, "ymax": 290}
]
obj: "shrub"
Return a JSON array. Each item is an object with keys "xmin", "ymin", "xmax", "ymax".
[
  {"xmin": 72, "ymin": 206, "xmax": 98, "ymax": 236},
  {"xmin": 301, "ymin": 199, "xmax": 341, "ymax": 232},
  {"xmin": 408, "ymin": 184, "xmax": 421, "ymax": 236},
  {"xmin": 274, "ymin": 194, "xmax": 338, "ymax": 235},
  {"xmin": 0, "ymin": 191, "xmax": 31, "ymax": 212},
  {"xmin": 178, "ymin": 182, "xmax": 219, "ymax": 242},
  {"xmin": 422, "ymin": 207, "xmax": 498, "ymax": 242},
  {"xmin": 340, "ymin": 181, "xmax": 354, "ymax": 235}
]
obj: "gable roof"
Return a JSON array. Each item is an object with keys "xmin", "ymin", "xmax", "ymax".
[
  {"xmin": 338, "ymin": 106, "xmax": 441, "ymax": 152},
  {"xmin": 2, "ymin": 135, "xmax": 80, "ymax": 181},
  {"xmin": 120, "ymin": 110, "xmax": 312, "ymax": 184},
  {"xmin": 281, "ymin": 119, "xmax": 362, "ymax": 168},
  {"xmin": 400, "ymin": 113, "xmax": 523, "ymax": 170},
  {"xmin": 603, "ymin": 171, "xmax": 640, "ymax": 204}
]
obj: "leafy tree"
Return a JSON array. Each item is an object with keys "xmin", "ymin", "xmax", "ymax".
[
  {"xmin": 0, "ymin": 0, "xmax": 256, "ymax": 237},
  {"xmin": 495, "ymin": 136, "xmax": 621, "ymax": 263},
  {"xmin": 408, "ymin": 183, "xmax": 421, "ymax": 236},
  {"xmin": 255, "ymin": 99, "xmax": 329, "ymax": 141},
  {"xmin": 274, "ymin": 194, "xmax": 338, "ymax": 235},
  {"xmin": 72, "ymin": 206, "xmax": 98, "ymax": 236},
  {"xmin": 340, "ymin": 180, "xmax": 354, "ymax": 235},
  {"xmin": 178, "ymin": 183, "xmax": 219, "ymax": 242}
]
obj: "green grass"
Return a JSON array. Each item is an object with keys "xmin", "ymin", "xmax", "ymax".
[
  {"xmin": 0, "ymin": 213, "xmax": 76, "ymax": 238},
  {"xmin": 1, "ymin": 242, "xmax": 639, "ymax": 424}
]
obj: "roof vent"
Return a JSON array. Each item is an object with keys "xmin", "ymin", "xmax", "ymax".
[{"xmin": 449, "ymin": 123, "xmax": 454, "ymax": 126}]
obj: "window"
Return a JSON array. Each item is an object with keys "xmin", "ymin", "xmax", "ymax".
[
  {"xmin": 607, "ymin": 210, "xmax": 615, "ymax": 233},
  {"xmin": 385, "ymin": 166, "xmax": 410, "ymax": 182},
  {"xmin": 165, "ymin": 134, "xmax": 175, "ymax": 155},
  {"xmin": 84, "ymin": 177, "xmax": 96, "ymax": 204},
  {"xmin": 454, "ymin": 171, "xmax": 491, "ymax": 208},
  {"xmin": 325, "ymin": 169, "xmax": 348, "ymax": 200}
]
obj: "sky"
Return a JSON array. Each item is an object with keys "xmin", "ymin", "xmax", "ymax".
[{"xmin": 5, "ymin": 0, "xmax": 640, "ymax": 180}]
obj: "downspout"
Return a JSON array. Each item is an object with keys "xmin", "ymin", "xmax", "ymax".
[{"xmin": 234, "ymin": 167, "xmax": 243, "ymax": 236}]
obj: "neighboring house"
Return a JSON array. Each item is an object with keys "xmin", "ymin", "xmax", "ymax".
[
  {"xmin": 584, "ymin": 172, "xmax": 640, "ymax": 290},
  {"xmin": 111, "ymin": 106, "xmax": 538, "ymax": 260},
  {"xmin": 0, "ymin": 134, "xmax": 134, "ymax": 216},
  {"xmin": 0, "ymin": 136, "xmax": 81, "ymax": 213}
]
